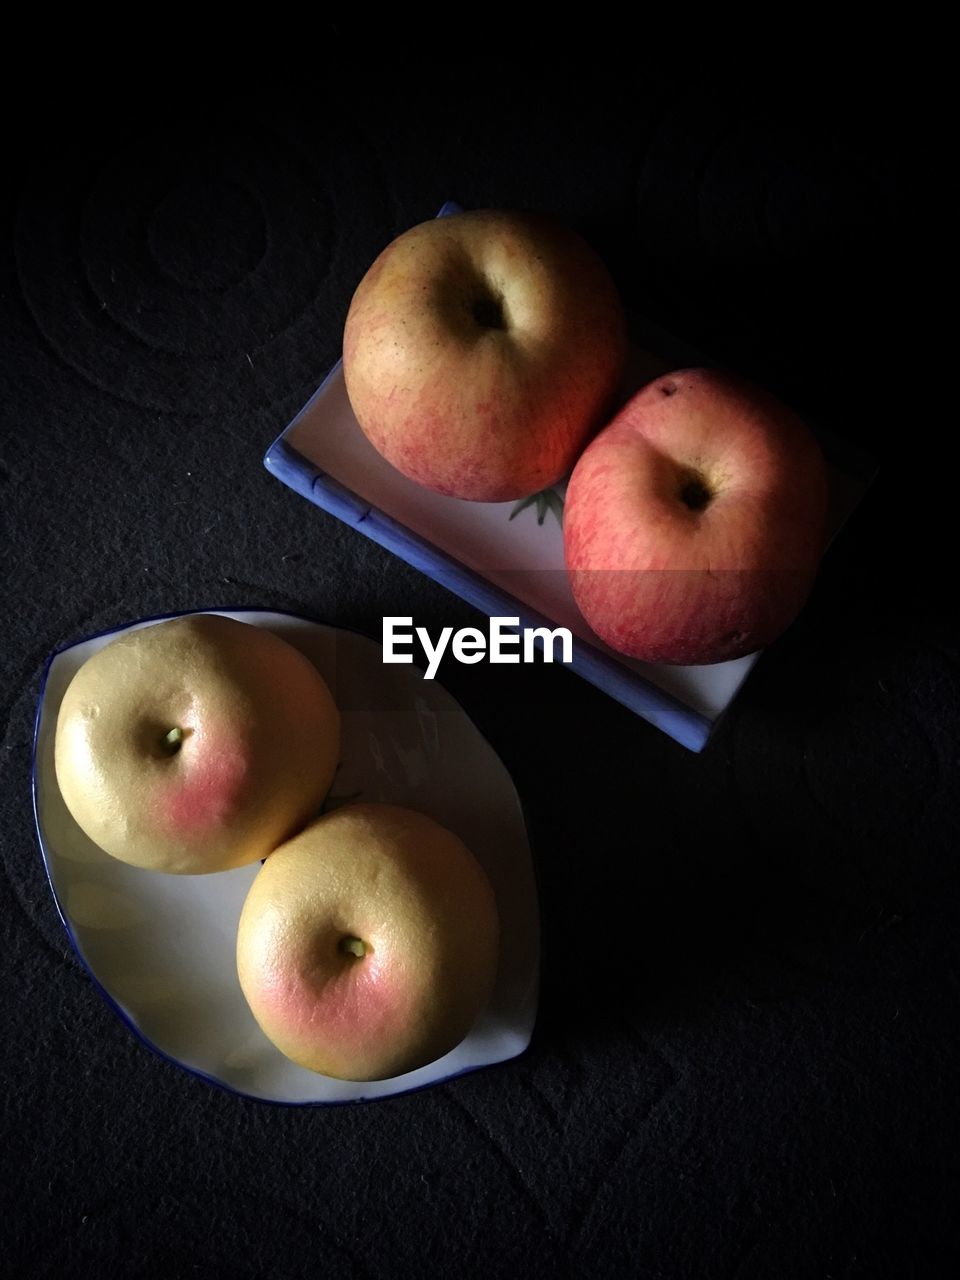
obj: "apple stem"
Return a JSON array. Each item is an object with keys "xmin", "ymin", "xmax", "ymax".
[
  {"xmin": 163, "ymin": 726, "xmax": 183, "ymax": 755},
  {"xmin": 339, "ymin": 936, "xmax": 367, "ymax": 959}
]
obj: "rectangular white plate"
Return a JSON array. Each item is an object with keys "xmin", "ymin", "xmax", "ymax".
[
  {"xmin": 264, "ymin": 203, "xmax": 874, "ymax": 750},
  {"xmin": 265, "ymin": 348, "xmax": 873, "ymax": 752}
]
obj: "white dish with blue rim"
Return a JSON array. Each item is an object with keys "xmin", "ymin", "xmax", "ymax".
[
  {"xmin": 265, "ymin": 202, "xmax": 876, "ymax": 752},
  {"xmin": 32, "ymin": 609, "xmax": 539, "ymax": 1104}
]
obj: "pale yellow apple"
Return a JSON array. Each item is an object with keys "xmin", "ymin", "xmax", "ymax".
[
  {"xmin": 54, "ymin": 614, "xmax": 341, "ymax": 873},
  {"xmin": 236, "ymin": 803, "xmax": 499, "ymax": 1080},
  {"xmin": 343, "ymin": 208, "xmax": 627, "ymax": 502}
]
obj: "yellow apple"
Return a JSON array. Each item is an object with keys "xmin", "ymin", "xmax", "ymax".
[
  {"xmin": 236, "ymin": 803, "xmax": 499, "ymax": 1080},
  {"xmin": 54, "ymin": 614, "xmax": 341, "ymax": 873},
  {"xmin": 343, "ymin": 208, "xmax": 627, "ymax": 502}
]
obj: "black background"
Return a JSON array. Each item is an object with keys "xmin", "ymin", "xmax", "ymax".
[{"xmin": 2, "ymin": 63, "xmax": 956, "ymax": 1278}]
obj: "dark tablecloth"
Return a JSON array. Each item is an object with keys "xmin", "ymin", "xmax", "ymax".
[{"xmin": 2, "ymin": 73, "xmax": 955, "ymax": 1278}]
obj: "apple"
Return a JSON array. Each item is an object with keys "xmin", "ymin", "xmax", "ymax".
[
  {"xmin": 563, "ymin": 369, "xmax": 829, "ymax": 665},
  {"xmin": 342, "ymin": 208, "xmax": 627, "ymax": 502},
  {"xmin": 236, "ymin": 803, "xmax": 499, "ymax": 1080},
  {"xmin": 54, "ymin": 614, "xmax": 341, "ymax": 873}
]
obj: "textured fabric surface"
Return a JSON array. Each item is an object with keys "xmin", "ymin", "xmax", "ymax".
[{"xmin": 2, "ymin": 76, "xmax": 956, "ymax": 1278}]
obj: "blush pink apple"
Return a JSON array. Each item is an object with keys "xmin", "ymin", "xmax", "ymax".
[
  {"xmin": 54, "ymin": 614, "xmax": 341, "ymax": 873},
  {"xmin": 342, "ymin": 208, "xmax": 627, "ymax": 502},
  {"xmin": 563, "ymin": 369, "xmax": 829, "ymax": 665},
  {"xmin": 236, "ymin": 803, "xmax": 499, "ymax": 1081}
]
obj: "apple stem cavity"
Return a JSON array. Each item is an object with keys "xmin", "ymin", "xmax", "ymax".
[
  {"xmin": 339, "ymin": 935, "xmax": 367, "ymax": 959},
  {"xmin": 471, "ymin": 293, "xmax": 506, "ymax": 331},
  {"xmin": 679, "ymin": 476, "xmax": 712, "ymax": 512}
]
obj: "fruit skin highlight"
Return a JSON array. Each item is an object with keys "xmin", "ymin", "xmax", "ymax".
[
  {"xmin": 563, "ymin": 368, "xmax": 829, "ymax": 665},
  {"xmin": 54, "ymin": 614, "xmax": 341, "ymax": 874},
  {"xmin": 236, "ymin": 803, "xmax": 500, "ymax": 1081},
  {"xmin": 342, "ymin": 208, "xmax": 628, "ymax": 503}
]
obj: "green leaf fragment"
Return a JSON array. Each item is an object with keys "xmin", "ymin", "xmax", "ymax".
[
  {"xmin": 509, "ymin": 493, "xmax": 540, "ymax": 521},
  {"xmin": 508, "ymin": 489, "xmax": 565, "ymax": 527}
]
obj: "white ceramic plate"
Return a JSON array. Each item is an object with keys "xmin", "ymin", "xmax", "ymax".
[
  {"xmin": 32, "ymin": 609, "xmax": 539, "ymax": 1104},
  {"xmin": 267, "ymin": 358, "xmax": 874, "ymax": 754},
  {"xmin": 265, "ymin": 202, "xmax": 876, "ymax": 753}
]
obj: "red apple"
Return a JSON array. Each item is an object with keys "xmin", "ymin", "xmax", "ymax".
[
  {"xmin": 563, "ymin": 369, "xmax": 829, "ymax": 665},
  {"xmin": 342, "ymin": 208, "xmax": 627, "ymax": 502},
  {"xmin": 236, "ymin": 803, "xmax": 499, "ymax": 1081},
  {"xmin": 54, "ymin": 614, "xmax": 341, "ymax": 873}
]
